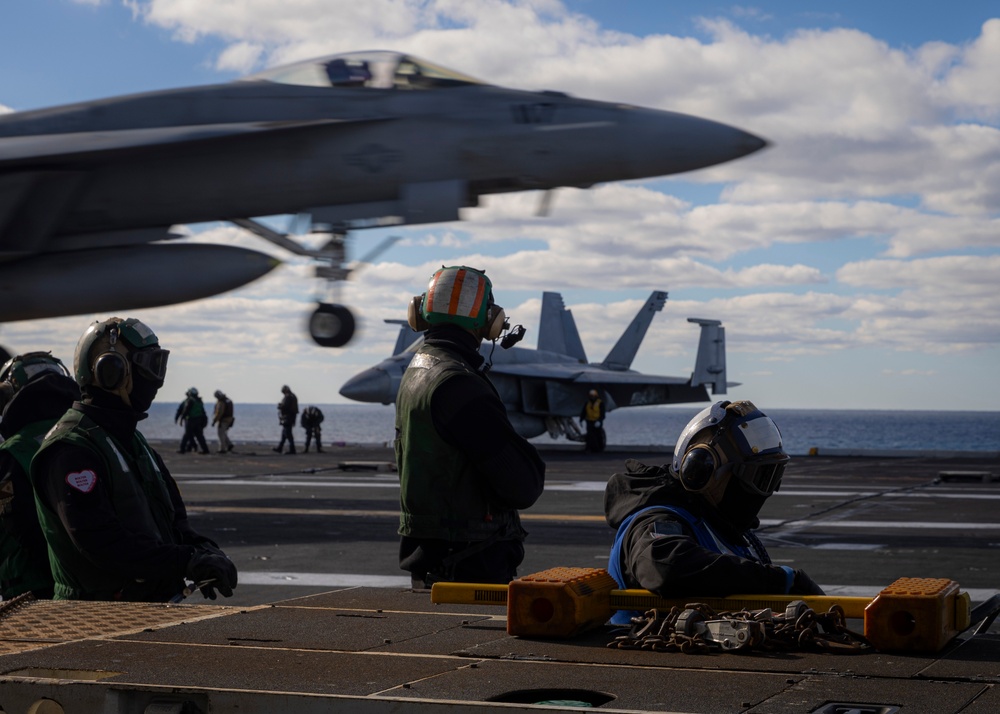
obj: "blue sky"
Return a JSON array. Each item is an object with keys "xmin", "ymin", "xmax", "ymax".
[{"xmin": 2, "ymin": 1, "xmax": 998, "ymax": 413}]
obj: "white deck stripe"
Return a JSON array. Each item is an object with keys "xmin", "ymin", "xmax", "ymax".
[{"xmin": 178, "ymin": 475, "xmax": 1000, "ymax": 499}]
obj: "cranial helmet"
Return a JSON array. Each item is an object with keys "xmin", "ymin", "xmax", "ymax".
[
  {"xmin": 74, "ymin": 317, "xmax": 169, "ymax": 407},
  {"xmin": 214, "ymin": 390, "xmax": 225, "ymax": 399},
  {"xmin": 407, "ymin": 266, "xmax": 507, "ymax": 340},
  {"xmin": 1, "ymin": 351, "xmax": 71, "ymax": 392},
  {"xmin": 186, "ymin": 387, "xmax": 199, "ymax": 398},
  {"xmin": 670, "ymin": 400, "xmax": 788, "ymax": 506}
]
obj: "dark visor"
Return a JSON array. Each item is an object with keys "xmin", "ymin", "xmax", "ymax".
[
  {"xmin": 131, "ymin": 348, "xmax": 169, "ymax": 382},
  {"xmin": 732, "ymin": 457, "xmax": 787, "ymax": 497}
]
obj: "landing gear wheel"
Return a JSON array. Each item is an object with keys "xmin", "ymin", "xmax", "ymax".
[{"xmin": 309, "ymin": 303, "xmax": 356, "ymax": 348}]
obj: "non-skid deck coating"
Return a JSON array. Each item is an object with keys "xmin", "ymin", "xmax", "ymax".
[
  {"xmin": 0, "ymin": 587, "xmax": 998, "ymax": 713},
  {"xmin": 0, "ymin": 446, "xmax": 997, "ymax": 712}
]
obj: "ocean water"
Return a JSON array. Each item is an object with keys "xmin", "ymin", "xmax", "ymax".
[{"xmin": 142, "ymin": 402, "xmax": 1000, "ymax": 455}]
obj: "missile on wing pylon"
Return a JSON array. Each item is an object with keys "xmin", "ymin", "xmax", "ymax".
[{"xmin": 0, "ymin": 244, "xmax": 279, "ymax": 321}]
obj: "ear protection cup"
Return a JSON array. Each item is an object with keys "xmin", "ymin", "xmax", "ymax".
[
  {"xmin": 407, "ymin": 295, "xmax": 431, "ymax": 331},
  {"xmin": 92, "ymin": 351, "xmax": 129, "ymax": 390},
  {"xmin": 678, "ymin": 445, "xmax": 719, "ymax": 492},
  {"xmin": 484, "ymin": 305, "xmax": 506, "ymax": 341}
]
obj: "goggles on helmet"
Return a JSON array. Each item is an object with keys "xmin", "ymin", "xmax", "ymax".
[{"xmin": 131, "ymin": 347, "xmax": 170, "ymax": 383}]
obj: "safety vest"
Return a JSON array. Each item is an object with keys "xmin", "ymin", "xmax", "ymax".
[
  {"xmin": 584, "ymin": 398, "xmax": 603, "ymax": 422},
  {"xmin": 0, "ymin": 419, "xmax": 57, "ymax": 598},
  {"xmin": 187, "ymin": 398, "xmax": 206, "ymax": 419},
  {"xmin": 606, "ymin": 504, "xmax": 765, "ymax": 624},
  {"xmin": 31, "ymin": 409, "xmax": 180, "ymax": 600},
  {"xmin": 394, "ymin": 344, "xmax": 522, "ymax": 543}
]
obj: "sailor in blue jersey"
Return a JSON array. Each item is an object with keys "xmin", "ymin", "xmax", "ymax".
[{"xmin": 604, "ymin": 400, "xmax": 823, "ymax": 624}]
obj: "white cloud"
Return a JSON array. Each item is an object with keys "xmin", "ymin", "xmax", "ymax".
[{"xmin": 4, "ymin": 2, "xmax": 999, "ymax": 409}]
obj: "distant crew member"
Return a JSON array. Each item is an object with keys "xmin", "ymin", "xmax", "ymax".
[
  {"xmin": 31, "ymin": 317, "xmax": 238, "ymax": 601},
  {"xmin": 175, "ymin": 387, "xmax": 210, "ymax": 454},
  {"xmin": 396, "ymin": 266, "xmax": 545, "ymax": 588},
  {"xmin": 212, "ymin": 390, "xmax": 235, "ymax": 453},
  {"xmin": 605, "ymin": 400, "xmax": 823, "ymax": 623},
  {"xmin": 301, "ymin": 406, "xmax": 325, "ymax": 453},
  {"xmin": 580, "ymin": 388, "xmax": 607, "ymax": 453},
  {"xmin": 274, "ymin": 385, "xmax": 299, "ymax": 454},
  {"xmin": 0, "ymin": 352, "xmax": 80, "ymax": 600}
]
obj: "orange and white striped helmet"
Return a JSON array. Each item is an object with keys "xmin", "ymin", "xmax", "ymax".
[{"xmin": 421, "ymin": 266, "xmax": 493, "ymax": 330}]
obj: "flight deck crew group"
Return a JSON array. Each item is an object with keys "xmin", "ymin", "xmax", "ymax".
[
  {"xmin": 0, "ymin": 318, "xmax": 238, "ymax": 603},
  {"xmin": 0, "ymin": 273, "xmax": 820, "ymax": 619}
]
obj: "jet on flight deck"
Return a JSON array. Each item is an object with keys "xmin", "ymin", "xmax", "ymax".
[
  {"xmin": 0, "ymin": 51, "xmax": 767, "ymax": 353},
  {"xmin": 339, "ymin": 290, "xmax": 734, "ymax": 444}
]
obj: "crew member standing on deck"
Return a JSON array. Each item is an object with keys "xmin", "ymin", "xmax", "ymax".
[
  {"xmin": 0, "ymin": 352, "xmax": 80, "ymax": 600},
  {"xmin": 395, "ymin": 266, "xmax": 545, "ymax": 588},
  {"xmin": 212, "ymin": 390, "xmax": 235, "ymax": 453},
  {"xmin": 580, "ymin": 388, "xmax": 607, "ymax": 453},
  {"xmin": 604, "ymin": 400, "xmax": 823, "ymax": 623},
  {"xmin": 274, "ymin": 385, "xmax": 299, "ymax": 454},
  {"xmin": 30, "ymin": 317, "xmax": 238, "ymax": 602},
  {"xmin": 301, "ymin": 405, "xmax": 324, "ymax": 453}
]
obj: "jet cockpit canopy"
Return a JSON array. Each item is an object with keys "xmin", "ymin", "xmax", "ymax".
[{"xmin": 243, "ymin": 51, "xmax": 486, "ymax": 90}]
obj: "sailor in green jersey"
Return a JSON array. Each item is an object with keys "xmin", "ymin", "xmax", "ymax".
[
  {"xmin": 31, "ymin": 317, "xmax": 238, "ymax": 602},
  {"xmin": 0, "ymin": 352, "xmax": 80, "ymax": 599},
  {"xmin": 396, "ymin": 266, "xmax": 544, "ymax": 588}
]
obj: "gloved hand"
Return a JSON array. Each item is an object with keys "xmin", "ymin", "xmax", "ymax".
[
  {"xmin": 790, "ymin": 569, "xmax": 825, "ymax": 595},
  {"xmin": 186, "ymin": 549, "xmax": 238, "ymax": 600}
]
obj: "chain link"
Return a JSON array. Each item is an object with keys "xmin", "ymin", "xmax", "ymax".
[{"xmin": 609, "ymin": 600, "xmax": 871, "ymax": 654}]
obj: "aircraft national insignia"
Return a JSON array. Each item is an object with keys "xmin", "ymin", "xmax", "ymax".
[
  {"xmin": 66, "ymin": 469, "xmax": 98, "ymax": 493},
  {"xmin": 345, "ymin": 144, "xmax": 403, "ymax": 173}
]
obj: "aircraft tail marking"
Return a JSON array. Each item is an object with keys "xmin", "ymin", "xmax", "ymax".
[
  {"xmin": 537, "ymin": 292, "xmax": 587, "ymax": 362},
  {"xmin": 601, "ymin": 291, "xmax": 668, "ymax": 371},
  {"xmin": 688, "ymin": 318, "xmax": 727, "ymax": 394}
]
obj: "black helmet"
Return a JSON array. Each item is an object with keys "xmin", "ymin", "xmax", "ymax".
[
  {"xmin": 671, "ymin": 400, "xmax": 788, "ymax": 505},
  {"xmin": 1, "ymin": 351, "xmax": 71, "ymax": 391},
  {"xmin": 73, "ymin": 317, "xmax": 169, "ymax": 408}
]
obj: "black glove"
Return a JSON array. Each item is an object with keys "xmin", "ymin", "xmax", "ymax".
[
  {"xmin": 790, "ymin": 569, "xmax": 825, "ymax": 595},
  {"xmin": 186, "ymin": 549, "xmax": 238, "ymax": 600}
]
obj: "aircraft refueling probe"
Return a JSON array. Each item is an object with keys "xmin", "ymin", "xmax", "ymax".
[{"xmin": 430, "ymin": 566, "xmax": 979, "ymax": 653}]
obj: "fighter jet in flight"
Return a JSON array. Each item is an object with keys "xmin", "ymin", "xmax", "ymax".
[
  {"xmin": 0, "ymin": 51, "xmax": 766, "ymax": 349},
  {"xmin": 339, "ymin": 290, "xmax": 732, "ymax": 446}
]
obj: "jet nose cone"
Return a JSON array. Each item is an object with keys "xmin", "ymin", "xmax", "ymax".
[
  {"xmin": 627, "ymin": 108, "xmax": 769, "ymax": 176},
  {"xmin": 339, "ymin": 367, "xmax": 392, "ymax": 404},
  {"xmin": 732, "ymin": 129, "xmax": 769, "ymax": 159}
]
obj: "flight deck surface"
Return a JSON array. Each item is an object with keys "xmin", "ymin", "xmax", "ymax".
[{"xmin": 1, "ymin": 444, "xmax": 997, "ymax": 712}]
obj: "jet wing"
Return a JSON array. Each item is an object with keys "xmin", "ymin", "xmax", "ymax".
[
  {"xmin": 490, "ymin": 363, "xmax": 691, "ymax": 385},
  {"xmin": 0, "ymin": 117, "xmax": 389, "ymax": 165}
]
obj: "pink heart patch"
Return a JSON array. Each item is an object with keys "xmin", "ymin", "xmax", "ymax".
[{"xmin": 66, "ymin": 470, "xmax": 98, "ymax": 493}]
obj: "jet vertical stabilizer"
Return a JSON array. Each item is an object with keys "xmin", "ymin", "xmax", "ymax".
[
  {"xmin": 537, "ymin": 292, "xmax": 587, "ymax": 362},
  {"xmin": 601, "ymin": 291, "xmax": 668, "ymax": 371},
  {"xmin": 688, "ymin": 318, "xmax": 727, "ymax": 394}
]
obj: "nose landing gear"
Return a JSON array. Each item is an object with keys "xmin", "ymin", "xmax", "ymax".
[{"xmin": 308, "ymin": 303, "xmax": 356, "ymax": 348}]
